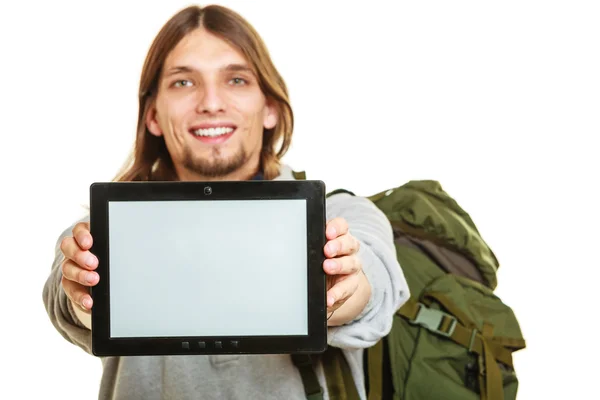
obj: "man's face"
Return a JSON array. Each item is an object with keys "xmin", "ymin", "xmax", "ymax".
[{"xmin": 146, "ymin": 27, "xmax": 278, "ymax": 180}]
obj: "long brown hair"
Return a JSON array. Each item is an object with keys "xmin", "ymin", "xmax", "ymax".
[{"xmin": 113, "ymin": 5, "xmax": 293, "ymax": 182}]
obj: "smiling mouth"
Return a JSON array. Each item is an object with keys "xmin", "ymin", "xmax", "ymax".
[
  {"xmin": 189, "ymin": 125, "xmax": 237, "ymax": 144},
  {"xmin": 192, "ymin": 126, "xmax": 234, "ymax": 137}
]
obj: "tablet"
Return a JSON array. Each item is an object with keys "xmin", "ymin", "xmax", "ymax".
[{"xmin": 88, "ymin": 180, "xmax": 327, "ymax": 357}]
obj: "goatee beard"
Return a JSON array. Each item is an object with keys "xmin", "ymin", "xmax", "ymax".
[{"xmin": 182, "ymin": 146, "xmax": 248, "ymax": 178}]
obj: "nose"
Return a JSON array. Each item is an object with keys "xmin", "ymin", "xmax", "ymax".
[{"xmin": 196, "ymin": 82, "xmax": 225, "ymax": 114}]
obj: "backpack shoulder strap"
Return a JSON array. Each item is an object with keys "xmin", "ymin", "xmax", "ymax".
[
  {"xmin": 292, "ymin": 349, "xmax": 363, "ymax": 400},
  {"xmin": 292, "ymin": 170, "xmax": 307, "ymax": 180},
  {"xmin": 321, "ymin": 347, "xmax": 362, "ymax": 400},
  {"xmin": 291, "ymin": 354, "xmax": 324, "ymax": 400},
  {"xmin": 326, "ymin": 188, "xmax": 356, "ymax": 198},
  {"xmin": 366, "ymin": 339, "xmax": 384, "ymax": 400}
]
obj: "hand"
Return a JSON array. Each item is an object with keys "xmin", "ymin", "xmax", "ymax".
[
  {"xmin": 59, "ymin": 222, "xmax": 99, "ymax": 313},
  {"xmin": 323, "ymin": 217, "xmax": 363, "ymax": 318}
]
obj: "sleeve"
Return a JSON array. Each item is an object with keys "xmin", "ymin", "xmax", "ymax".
[
  {"xmin": 325, "ymin": 192, "xmax": 410, "ymax": 349},
  {"xmin": 42, "ymin": 215, "xmax": 93, "ymax": 354}
]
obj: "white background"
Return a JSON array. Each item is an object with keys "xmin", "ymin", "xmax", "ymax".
[{"xmin": 1, "ymin": 0, "xmax": 598, "ymax": 399}]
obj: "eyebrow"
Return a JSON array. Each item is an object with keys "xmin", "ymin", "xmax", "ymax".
[
  {"xmin": 163, "ymin": 66, "xmax": 194, "ymax": 77},
  {"xmin": 223, "ymin": 63, "xmax": 254, "ymax": 74},
  {"xmin": 163, "ymin": 63, "xmax": 254, "ymax": 77}
]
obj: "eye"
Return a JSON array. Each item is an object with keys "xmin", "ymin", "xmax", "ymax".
[
  {"xmin": 229, "ymin": 77, "xmax": 247, "ymax": 86},
  {"xmin": 173, "ymin": 79, "xmax": 192, "ymax": 88}
]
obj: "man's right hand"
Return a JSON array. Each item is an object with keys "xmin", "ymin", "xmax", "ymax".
[{"xmin": 59, "ymin": 222, "xmax": 99, "ymax": 313}]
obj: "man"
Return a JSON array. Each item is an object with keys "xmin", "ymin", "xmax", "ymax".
[{"xmin": 43, "ymin": 4, "xmax": 409, "ymax": 399}]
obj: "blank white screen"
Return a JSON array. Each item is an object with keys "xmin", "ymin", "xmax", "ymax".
[{"xmin": 107, "ymin": 199, "xmax": 308, "ymax": 338}]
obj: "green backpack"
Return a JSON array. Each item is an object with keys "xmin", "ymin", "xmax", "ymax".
[{"xmin": 291, "ymin": 177, "xmax": 527, "ymax": 400}]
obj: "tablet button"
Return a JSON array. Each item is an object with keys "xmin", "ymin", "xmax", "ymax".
[
  {"xmin": 215, "ymin": 341, "xmax": 222, "ymax": 349},
  {"xmin": 182, "ymin": 341, "xmax": 190, "ymax": 350},
  {"xmin": 231, "ymin": 341, "xmax": 239, "ymax": 348},
  {"xmin": 198, "ymin": 341, "xmax": 206, "ymax": 349}
]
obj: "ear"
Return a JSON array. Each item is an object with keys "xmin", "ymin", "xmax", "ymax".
[
  {"xmin": 263, "ymin": 101, "xmax": 278, "ymax": 130},
  {"xmin": 146, "ymin": 104, "xmax": 163, "ymax": 137}
]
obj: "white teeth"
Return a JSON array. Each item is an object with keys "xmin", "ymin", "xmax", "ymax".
[{"xmin": 193, "ymin": 127, "xmax": 234, "ymax": 137}]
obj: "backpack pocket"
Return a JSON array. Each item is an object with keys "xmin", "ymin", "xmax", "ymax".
[{"xmin": 394, "ymin": 274, "xmax": 525, "ymax": 400}]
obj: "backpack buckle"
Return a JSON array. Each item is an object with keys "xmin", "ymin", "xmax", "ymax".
[{"xmin": 410, "ymin": 303, "xmax": 457, "ymax": 338}]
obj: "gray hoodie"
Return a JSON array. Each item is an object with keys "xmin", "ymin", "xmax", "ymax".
[{"xmin": 42, "ymin": 165, "xmax": 409, "ymax": 400}]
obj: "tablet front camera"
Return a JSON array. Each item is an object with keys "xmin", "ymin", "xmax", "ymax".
[{"xmin": 204, "ymin": 186, "xmax": 212, "ymax": 196}]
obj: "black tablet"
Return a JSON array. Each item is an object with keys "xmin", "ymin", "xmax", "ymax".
[{"xmin": 88, "ymin": 180, "xmax": 327, "ymax": 357}]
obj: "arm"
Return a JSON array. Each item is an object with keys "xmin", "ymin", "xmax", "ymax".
[
  {"xmin": 325, "ymin": 192, "xmax": 410, "ymax": 349},
  {"xmin": 42, "ymin": 216, "xmax": 93, "ymax": 354}
]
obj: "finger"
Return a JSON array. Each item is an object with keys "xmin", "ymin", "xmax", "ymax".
[
  {"xmin": 326, "ymin": 217, "xmax": 348, "ymax": 240},
  {"xmin": 61, "ymin": 259, "xmax": 99, "ymax": 286},
  {"xmin": 60, "ymin": 237, "xmax": 98, "ymax": 270},
  {"xmin": 327, "ymin": 301, "xmax": 344, "ymax": 316},
  {"xmin": 326, "ymin": 273, "xmax": 360, "ymax": 307},
  {"xmin": 324, "ymin": 233, "xmax": 360, "ymax": 258},
  {"xmin": 73, "ymin": 222, "xmax": 93, "ymax": 250},
  {"xmin": 324, "ymin": 255, "xmax": 361, "ymax": 276},
  {"xmin": 61, "ymin": 276, "xmax": 93, "ymax": 311}
]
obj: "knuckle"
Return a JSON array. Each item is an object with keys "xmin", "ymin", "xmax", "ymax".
[
  {"xmin": 346, "ymin": 237, "xmax": 356, "ymax": 253},
  {"xmin": 337, "ymin": 218, "xmax": 348, "ymax": 233},
  {"xmin": 76, "ymin": 251, "xmax": 89, "ymax": 269},
  {"xmin": 346, "ymin": 236, "xmax": 356, "ymax": 253},
  {"xmin": 350, "ymin": 256, "xmax": 360, "ymax": 273},
  {"xmin": 331, "ymin": 217, "xmax": 346, "ymax": 231},
  {"xmin": 76, "ymin": 289, "xmax": 87, "ymax": 305},
  {"xmin": 61, "ymin": 260, "xmax": 70, "ymax": 278},
  {"xmin": 78, "ymin": 269, "xmax": 89, "ymax": 286},
  {"xmin": 62, "ymin": 276, "xmax": 88, "ymax": 306},
  {"xmin": 341, "ymin": 218, "xmax": 349, "ymax": 230},
  {"xmin": 355, "ymin": 256, "xmax": 362, "ymax": 273},
  {"xmin": 74, "ymin": 222, "xmax": 90, "ymax": 238},
  {"xmin": 61, "ymin": 276, "xmax": 74, "ymax": 299},
  {"xmin": 59, "ymin": 236, "xmax": 71, "ymax": 254},
  {"xmin": 342, "ymin": 257, "xmax": 353, "ymax": 273}
]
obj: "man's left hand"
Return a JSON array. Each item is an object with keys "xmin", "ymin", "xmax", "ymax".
[{"xmin": 323, "ymin": 217, "xmax": 363, "ymax": 319}]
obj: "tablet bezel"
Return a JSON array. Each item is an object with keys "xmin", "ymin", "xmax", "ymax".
[{"xmin": 89, "ymin": 180, "xmax": 327, "ymax": 357}]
